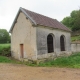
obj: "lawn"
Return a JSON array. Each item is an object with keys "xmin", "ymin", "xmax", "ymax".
[
  {"xmin": 0, "ymin": 56, "xmax": 22, "ymax": 64},
  {"xmin": 0, "ymin": 38, "xmax": 80, "ymax": 68},
  {"xmin": 37, "ymin": 52, "xmax": 80, "ymax": 68},
  {"xmin": 71, "ymin": 35, "xmax": 80, "ymax": 42},
  {"xmin": 0, "ymin": 56, "xmax": 14, "ymax": 63},
  {"xmin": 0, "ymin": 44, "xmax": 10, "ymax": 47},
  {"xmin": 0, "ymin": 44, "xmax": 11, "ymax": 56},
  {"xmin": 0, "ymin": 43, "xmax": 10, "ymax": 51},
  {"xmin": 0, "ymin": 51, "xmax": 80, "ymax": 68}
]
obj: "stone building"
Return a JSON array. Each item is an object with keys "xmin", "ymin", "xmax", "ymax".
[{"xmin": 9, "ymin": 7, "xmax": 71, "ymax": 60}]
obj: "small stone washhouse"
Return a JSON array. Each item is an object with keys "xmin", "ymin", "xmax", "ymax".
[{"xmin": 9, "ymin": 7, "xmax": 71, "ymax": 61}]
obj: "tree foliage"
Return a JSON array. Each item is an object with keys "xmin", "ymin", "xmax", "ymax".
[
  {"xmin": 72, "ymin": 10, "xmax": 80, "ymax": 31},
  {"xmin": 0, "ymin": 29, "xmax": 11, "ymax": 43},
  {"xmin": 61, "ymin": 10, "xmax": 80, "ymax": 31}
]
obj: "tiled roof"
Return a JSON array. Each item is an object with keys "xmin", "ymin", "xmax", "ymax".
[
  {"xmin": 9, "ymin": 7, "xmax": 71, "ymax": 33},
  {"xmin": 22, "ymin": 8, "xmax": 71, "ymax": 32}
]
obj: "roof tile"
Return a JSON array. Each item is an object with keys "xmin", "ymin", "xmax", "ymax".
[{"xmin": 23, "ymin": 8, "xmax": 71, "ymax": 32}]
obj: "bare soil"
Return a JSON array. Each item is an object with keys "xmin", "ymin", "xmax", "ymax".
[{"xmin": 0, "ymin": 63, "xmax": 80, "ymax": 80}]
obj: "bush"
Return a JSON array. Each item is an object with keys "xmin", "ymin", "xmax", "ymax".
[
  {"xmin": 72, "ymin": 26, "xmax": 80, "ymax": 31},
  {"xmin": 0, "ymin": 44, "xmax": 11, "ymax": 57},
  {"xmin": 2, "ymin": 46, "xmax": 11, "ymax": 57}
]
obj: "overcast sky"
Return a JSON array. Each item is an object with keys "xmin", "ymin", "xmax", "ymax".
[{"xmin": 0, "ymin": 0, "xmax": 80, "ymax": 31}]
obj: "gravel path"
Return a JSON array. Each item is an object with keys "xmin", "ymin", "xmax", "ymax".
[{"xmin": 0, "ymin": 63, "xmax": 80, "ymax": 80}]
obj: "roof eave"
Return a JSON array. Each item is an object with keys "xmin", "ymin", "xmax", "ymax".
[
  {"xmin": 37, "ymin": 24, "xmax": 71, "ymax": 32},
  {"xmin": 9, "ymin": 8, "xmax": 21, "ymax": 33}
]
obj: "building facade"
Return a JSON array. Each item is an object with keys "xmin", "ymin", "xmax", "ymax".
[{"xmin": 9, "ymin": 7, "xmax": 71, "ymax": 60}]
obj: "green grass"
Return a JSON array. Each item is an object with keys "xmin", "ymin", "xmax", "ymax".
[
  {"xmin": 0, "ymin": 56, "xmax": 14, "ymax": 63},
  {"xmin": 0, "ymin": 56, "xmax": 22, "ymax": 64},
  {"xmin": 0, "ymin": 44, "xmax": 10, "ymax": 46},
  {"xmin": 0, "ymin": 44, "xmax": 10, "ymax": 51},
  {"xmin": 1, "ymin": 52, "xmax": 80, "ymax": 68},
  {"xmin": 0, "ymin": 43, "xmax": 10, "ymax": 48},
  {"xmin": 0, "ymin": 44, "xmax": 22, "ymax": 64},
  {"xmin": 0, "ymin": 44, "xmax": 11, "ymax": 56},
  {"xmin": 37, "ymin": 52, "xmax": 80, "ymax": 68},
  {"xmin": 71, "ymin": 35, "xmax": 80, "ymax": 42}
]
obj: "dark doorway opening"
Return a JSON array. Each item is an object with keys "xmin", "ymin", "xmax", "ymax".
[
  {"xmin": 47, "ymin": 34, "xmax": 54, "ymax": 53},
  {"xmin": 60, "ymin": 36, "xmax": 65, "ymax": 51},
  {"xmin": 20, "ymin": 44, "xmax": 24, "ymax": 58}
]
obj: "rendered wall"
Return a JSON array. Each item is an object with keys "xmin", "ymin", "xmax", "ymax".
[
  {"xmin": 11, "ymin": 12, "xmax": 72, "ymax": 60},
  {"xmin": 11, "ymin": 12, "xmax": 37, "ymax": 60},
  {"xmin": 36, "ymin": 26, "xmax": 71, "ymax": 59}
]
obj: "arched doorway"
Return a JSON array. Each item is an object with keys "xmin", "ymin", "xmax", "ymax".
[
  {"xmin": 60, "ymin": 35, "xmax": 65, "ymax": 51},
  {"xmin": 47, "ymin": 34, "xmax": 54, "ymax": 53}
]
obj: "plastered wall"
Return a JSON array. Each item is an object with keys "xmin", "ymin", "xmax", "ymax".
[
  {"xmin": 71, "ymin": 43, "xmax": 80, "ymax": 52},
  {"xmin": 36, "ymin": 26, "xmax": 71, "ymax": 59},
  {"xmin": 11, "ymin": 12, "xmax": 37, "ymax": 60}
]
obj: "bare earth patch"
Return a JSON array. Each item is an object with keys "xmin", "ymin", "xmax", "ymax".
[{"xmin": 0, "ymin": 63, "xmax": 80, "ymax": 80}]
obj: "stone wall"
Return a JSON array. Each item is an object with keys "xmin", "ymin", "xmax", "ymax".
[
  {"xmin": 11, "ymin": 12, "xmax": 37, "ymax": 60},
  {"xmin": 11, "ymin": 12, "xmax": 72, "ymax": 61},
  {"xmin": 36, "ymin": 26, "xmax": 71, "ymax": 59},
  {"xmin": 71, "ymin": 43, "xmax": 80, "ymax": 52}
]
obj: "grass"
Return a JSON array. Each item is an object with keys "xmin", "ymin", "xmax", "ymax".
[
  {"xmin": 0, "ymin": 51, "xmax": 80, "ymax": 68},
  {"xmin": 71, "ymin": 35, "xmax": 80, "ymax": 42},
  {"xmin": 0, "ymin": 56, "xmax": 14, "ymax": 63},
  {"xmin": 0, "ymin": 43, "xmax": 10, "ymax": 52},
  {"xmin": 0, "ymin": 44, "xmax": 10, "ymax": 46},
  {"xmin": 0, "ymin": 56, "xmax": 22, "ymax": 64},
  {"xmin": 0, "ymin": 43, "xmax": 22, "ymax": 64},
  {"xmin": 0, "ymin": 43, "xmax": 10, "ymax": 48},
  {"xmin": 0, "ymin": 43, "xmax": 80, "ymax": 68},
  {"xmin": 0, "ymin": 52, "xmax": 80, "ymax": 68},
  {"xmin": 37, "ymin": 52, "xmax": 80, "ymax": 68}
]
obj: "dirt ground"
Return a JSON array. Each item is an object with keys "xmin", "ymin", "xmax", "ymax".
[{"xmin": 0, "ymin": 63, "xmax": 80, "ymax": 80}]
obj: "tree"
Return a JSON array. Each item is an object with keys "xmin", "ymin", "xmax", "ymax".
[
  {"xmin": 0, "ymin": 29, "xmax": 11, "ymax": 43},
  {"xmin": 61, "ymin": 10, "xmax": 80, "ymax": 31},
  {"xmin": 61, "ymin": 16, "xmax": 71, "ymax": 29},
  {"xmin": 72, "ymin": 10, "xmax": 80, "ymax": 31}
]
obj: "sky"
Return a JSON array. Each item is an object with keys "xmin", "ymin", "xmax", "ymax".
[{"xmin": 0, "ymin": 0, "xmax": 80, "ymax": 31}]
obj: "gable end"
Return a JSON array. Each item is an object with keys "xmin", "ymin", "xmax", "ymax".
[{"xmin": 9, "ymin": 7, "xmax": 36, "ymax": 33}]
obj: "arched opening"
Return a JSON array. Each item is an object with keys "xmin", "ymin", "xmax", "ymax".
[
  {"xmin": 47, "ymin": 34, "xmax": 54, "ymax": 53},
  {"xmin": 60, "ymin": 35, "xmax": 65, "ymax": 51}
]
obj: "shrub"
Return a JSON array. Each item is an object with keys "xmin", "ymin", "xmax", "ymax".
[
  {"xmin": 0, "ymin": 44, "xmax": 11, "ymax": 57},
  {"xmin": 2, "ymin": 46, "xmax": 11, "ymax": 57}
]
